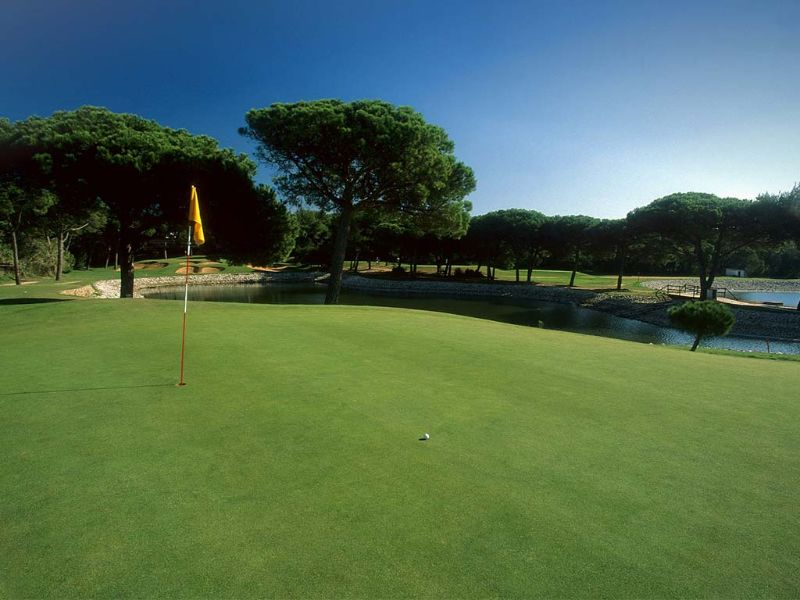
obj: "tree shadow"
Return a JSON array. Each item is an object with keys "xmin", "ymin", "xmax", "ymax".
[
  {"xmin": 0, "ymin": 298, "xmax": 69, "ymax": 306},
  {"xmin": 0, "ymin": 383, "xmax": 177, "ymax": 397}
]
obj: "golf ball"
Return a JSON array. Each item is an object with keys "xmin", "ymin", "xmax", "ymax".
[{"xmin": 423, "ymin": 433, "xmax": 430, "ymax": 440}]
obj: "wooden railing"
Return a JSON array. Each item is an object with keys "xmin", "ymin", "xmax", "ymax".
[
  {"xmin": 714, "ymin": 287, "xmax": 741, "ymax": 301},
  {"xmin": 656, "ymin": 283, "xmax": 740, "ymax": 301}
]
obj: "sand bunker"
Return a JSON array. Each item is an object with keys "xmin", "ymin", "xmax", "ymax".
[
  {"xmin": 133, "ymin": 261, "xmax": 169, "ymax": 270},
  {"xmin": 174, "ymin": 266, "xmax": 223, "ymax": 275}
]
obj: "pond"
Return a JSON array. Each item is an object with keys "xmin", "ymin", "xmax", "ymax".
[
  {"xmin": 144, "ymin": 283, "xmax": 800, "ymax": 355},
  {"xmin": 734, "ymin": 291, "xmax": 800, "ymax": 308}
]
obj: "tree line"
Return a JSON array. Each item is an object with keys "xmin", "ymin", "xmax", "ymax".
[
  {"xmin": 2, "ymin": 101, "xmax": 799, "ymax": 303},
  {"xmin": 294, "ymin": 189, "xmax": 800, "ymax": 299}
]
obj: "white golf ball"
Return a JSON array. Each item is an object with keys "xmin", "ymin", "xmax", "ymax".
[{"xmin": 423, "ymin": 433, "xmax": 430, "ymax": 440}]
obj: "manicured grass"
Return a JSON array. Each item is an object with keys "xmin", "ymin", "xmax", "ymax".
[
  {"xmin": 478, "ymin": 267, "xmax": 651, "ymax": 290},
  {"xmin": 359, "ymin": 263, "xmax": 665, "ymax": 293},
  {"xmin": 1, "ymin": 296, "xmax": 799, "ymax": 597}
]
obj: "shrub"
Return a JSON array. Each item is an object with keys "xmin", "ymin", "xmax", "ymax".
[
  {"xmin": 451, "ymin": 267, "xmax": 484, "ymax": 279},
  {"xmin": 668, "ymin": 300, "xmax": 735, "ymax": 351},
  {"xmin": 17, "ymin": 237, "xmax": 75, "ymax": 277}
]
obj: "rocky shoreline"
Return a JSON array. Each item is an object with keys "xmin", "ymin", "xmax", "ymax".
[
  {"xmin": 642, "ymin": 278, "xmax": 800, "ymax": 292},
  {"xmin": 91, "ymin": 271, "xmax": 324, "ymax": 298},
  {"xmin": 87, "ymin": 272, "xmax": 800, "ymax": 342}
]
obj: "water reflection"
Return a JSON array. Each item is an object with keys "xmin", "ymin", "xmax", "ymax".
[{"xmin": 145, "ymin": 283, "xmax": 800, "ymax": 355}]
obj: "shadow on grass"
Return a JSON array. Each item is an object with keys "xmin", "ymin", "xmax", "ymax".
[
  {"xmin": 0, "ymin": 298, "xmax": 69, "ymax": 306},
  {"xmin": 0, "ymin": 383, "xmax": 177, "ymax": 397}
]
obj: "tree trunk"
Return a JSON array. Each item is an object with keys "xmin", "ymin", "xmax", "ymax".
[
  {"xmin": 616, "ymin": 248, "xmax": 626, "ymax": 291},
  {"xmin": 367, "ymin": 259, "xmax": 372, "ymax": 271},
  {"xmin": 515, "ymin": 263, "xmax": 520, "ymax": 283},
  {"xmin": 695, "ymin": 244, "xmax": 710, "ymax": 299},
  {"xmin": 699, "ymin": 277, "xmax": 709, "ymax": 300},
  {"xmin": 325, "ymin": 205, "xmax": 354, "ymax": 305},
  {"xmin": 55, "ymin": 230, "xmax": 65, "ymax": 281},
  {"xmin": 105, "ymin": 248, "xmax": 111, "ymax": 270},
  {"xmin": 706, "ymin": 274, "xmax": 716, "ymax": 298},
  {"xmin": 11, "ymin": 230, "xmax": 21, "ymax": 285},
  {"xmin": 118, "ymin": 227, "xmax": 135, "ymax": 298},
  {"xmin": 697, "ymin": 254, "xmax": 709, "ymax": 298},
  {"xmin": 691, "ymin": 334, "xmax": 702, "ymax": 352},
  {"xmin": 527, "ymin": 266, "xmax": 533, "ymax": 283},
  {"xmin": 569, "ymin": 250, "xmax": 580, "ymax": 287}
]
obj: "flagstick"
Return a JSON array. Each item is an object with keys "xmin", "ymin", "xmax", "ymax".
[{"xmin": 178, "ymin": 224, "xmax": 192, "ymax": 386}]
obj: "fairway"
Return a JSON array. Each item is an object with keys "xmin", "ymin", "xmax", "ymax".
[{"xmin": 1, "ymin": 299, "xmax": 799, "ymax": 598}]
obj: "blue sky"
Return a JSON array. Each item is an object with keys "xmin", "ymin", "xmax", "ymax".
[{"xmin": 2, "ymin": 0, "xmax": 798, "ymax": 218}]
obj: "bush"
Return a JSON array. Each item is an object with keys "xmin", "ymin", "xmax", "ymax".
[
  {"xmin": 0, "ymin": 242, "xmax": 12, "ymax": 265},
  {"xmin": 14, "ymin": 237, "xmax": 75, "ymax": 277},
  {"xmin": 452, "ymin": 267, "xmax": 484, "ymax": 279},
  {"xmin": 391, "ymin": 265, "xmax": 406, "ymax": 275},
  {"xmin": 668, "ymin": 300, "xmax": 735, "ymax": 351}
]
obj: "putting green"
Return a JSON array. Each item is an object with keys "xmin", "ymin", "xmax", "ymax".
[{"xmin": 1, "ymin": 299, "xmax": 798, "ymax": 597}]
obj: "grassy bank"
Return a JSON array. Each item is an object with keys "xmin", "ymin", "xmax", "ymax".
[
  {"xmin": 345, "ymin": 263, "xmax": 662, "ymax": 292},
  {"xmin": 1, "ymin": 297, "xmax": 798, "ymax": 597}
]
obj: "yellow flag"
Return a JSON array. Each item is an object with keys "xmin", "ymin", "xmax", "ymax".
[{"xmin": 188, "ymin": 185, "xmax": 205, "ymax": 245}]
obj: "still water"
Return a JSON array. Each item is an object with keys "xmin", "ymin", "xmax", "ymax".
[
  {"xmin": 145, "ymin": 283, "xmax": 800, "ymax": 355},
  {"xmin": 734, "ymin": 291, "xmax": 800, "ymax": 307}
]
